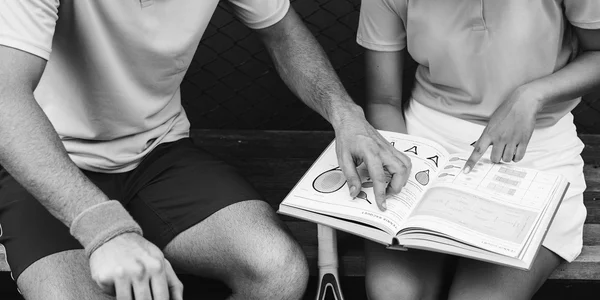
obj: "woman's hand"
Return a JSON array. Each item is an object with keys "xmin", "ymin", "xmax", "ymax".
[{"xmin": 464, "ymin": 86, "xmax": 543, "ymax": 173}]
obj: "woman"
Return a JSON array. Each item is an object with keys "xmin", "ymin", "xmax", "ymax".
[{"xmin": 357, "ymin": 1, "xmax": 600, "ymax": 299}]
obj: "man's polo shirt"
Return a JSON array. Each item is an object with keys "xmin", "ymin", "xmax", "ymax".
[{"xmin": 0, "ymin": 0, "xmax": 289, "ymax": 172}]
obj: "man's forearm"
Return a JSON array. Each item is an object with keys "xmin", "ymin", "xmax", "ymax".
[
  {"xmin": 0, "ymin": 90, "xmax": 110, "ymax": 227},
  {"xmin": 0, "ymin": 45, "xmax": 141, "ymax": 257},
  {"xmin": 257, "ymin": 8, "xmax": 362, "ymax": 128}
]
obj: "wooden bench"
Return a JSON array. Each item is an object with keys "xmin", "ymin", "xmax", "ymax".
[{"xmin": 1, "ymin": 129, "xmax": 600, "ymax": 280}]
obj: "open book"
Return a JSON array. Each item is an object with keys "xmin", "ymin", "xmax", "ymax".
[{"xmin": 278, "ymin": 130, "xmax": 569, "ymax": 270}]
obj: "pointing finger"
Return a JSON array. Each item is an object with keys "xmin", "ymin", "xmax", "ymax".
[{"xmin": 464, "ymin": 135, "xmax": 491, "ymax": 174}]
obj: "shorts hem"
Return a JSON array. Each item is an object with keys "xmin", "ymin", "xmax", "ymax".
[
  {"xmin": 152, "ymin": 198, "xmax": 265, "ymax": 249},
  {"xmin": 11, "ymin": 247, "xmax": 83, "ymax": 282}
]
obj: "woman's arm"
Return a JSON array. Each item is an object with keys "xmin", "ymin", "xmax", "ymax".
[
  {"xmin": 364, "ymin": 49, "xmax": 408, "ymax": 133},
  {"xmin": 523, "ymin": 27, "xmax": 600, "ymax": 107},
  {"xmin": 464, "ymin": 27, "xmax": 600, "ymax": 171}
]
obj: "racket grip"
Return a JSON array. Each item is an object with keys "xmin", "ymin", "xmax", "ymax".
[
  {"xmin": 316, "ymin": 224, "xmax": 344, "ymax": 300},
  {"xmin": 317, "ymin": 224, "xmax": 339, "ymax": 274}
]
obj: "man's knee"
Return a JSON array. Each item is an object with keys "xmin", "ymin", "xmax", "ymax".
[
  {"xmin": 165, "ymin": 199, "xmax": 309, "ymax": 298},
  {"xmin": 224, "ymin": 200, "xmax": 309, "ymax": 286},
  {"xmin": 243, "ymin": 233, "xmax": 309, "ymax": 298}
]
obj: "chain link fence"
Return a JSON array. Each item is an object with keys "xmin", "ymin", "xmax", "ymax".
[{"xmin": 181, "ymin": 0, "xmax": 600, "ymax": 133}]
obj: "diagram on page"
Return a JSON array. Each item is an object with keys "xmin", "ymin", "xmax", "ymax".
[
  {"xmin": 434, "ymin": 154, "xmax": 560, "ymax": 210},
  {"xmin": 289, "ymin": 133, "xmax": 454, "ymax": 231}
]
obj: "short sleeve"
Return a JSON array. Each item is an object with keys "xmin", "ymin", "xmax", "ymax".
[
  {"xmin": 357, "ymin": 0, "xmax": 406, "ymax": 51},
  {"xmin": 0, "ymin": 0, "xmax": 59, "ymax": 60},
  {"xmin": 228, "ymin": 0, "xmax": 290, "ymax": 30},
  {"xmin": 564, "ymin": 0, "xmax": 600, "ymax": 29}
]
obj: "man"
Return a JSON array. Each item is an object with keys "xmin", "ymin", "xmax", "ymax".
[{"xmin": 0, "ymin": 1, "xmax": 411, "ymax": 299}]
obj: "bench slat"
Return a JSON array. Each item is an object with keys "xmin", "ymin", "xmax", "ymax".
[{"xmin": 190, "ymin": 130, "xmax": 600, "ymax": 163}]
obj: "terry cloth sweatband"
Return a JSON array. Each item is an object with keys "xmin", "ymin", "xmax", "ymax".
[{"xmin": 70, "ymin": 200, "xmax": 143, "ymax": 257}]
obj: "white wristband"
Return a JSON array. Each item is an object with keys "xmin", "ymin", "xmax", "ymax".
[{"xmin": 70, "ymin": 200, "xmax": 143, "ymax": 257}]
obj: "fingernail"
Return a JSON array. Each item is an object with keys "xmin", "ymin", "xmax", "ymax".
[
  {"xmin": 463, "ymin": 166, "xmax": 471, "ymax": 174},
  {"xmin": 382, "ymin": 202, "xmax": 387, "ymax": 209},
  {"xmin": 350, "ymin": 185, "xmax": 357, "ymax": 196}
]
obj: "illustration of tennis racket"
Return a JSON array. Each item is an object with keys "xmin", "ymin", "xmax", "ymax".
[{"xmin": 313, "ymin": 167, "xmax": 347, "ymax": 193}]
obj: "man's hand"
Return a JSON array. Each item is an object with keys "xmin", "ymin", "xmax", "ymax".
[
  {"xmin": 334, "ymin": 107, "xmax": 412, "ymax": 211},
  {"xmin": 464, "ymin": 87, "xmax": 542, "ymax": 173},
  {"xmin": 89, "ymin": 233, "xmax": 183, "ymax": 300},
  {"xmin": 255, "ymin": 8, "xmax": 411, "ymax": 210}
]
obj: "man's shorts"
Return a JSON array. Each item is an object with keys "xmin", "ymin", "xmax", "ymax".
[{"xmin": 0, "ymin": 138, "xmax": 263, "ymax": 280}]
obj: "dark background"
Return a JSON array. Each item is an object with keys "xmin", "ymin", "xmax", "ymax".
[{"xmin": 182, "ymin": 0, "xmax": 600, "ymax": 133}]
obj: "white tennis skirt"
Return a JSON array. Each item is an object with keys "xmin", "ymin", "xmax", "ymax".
[{"xmin": 405, "ymin": 100, "xmax": 587, "ymax": 262}]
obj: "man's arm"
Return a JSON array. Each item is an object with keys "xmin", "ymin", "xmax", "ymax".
[
  {"xmin": 0, "ymin": 46, "xmax": 183, "ymax": 299},
  {"xmin": 0, "ymin": 46, "xmax": 109, "ymax": 225},
  {"xmin": 255, "ymin": 8, "xmax": 411, "ymax": 210}
]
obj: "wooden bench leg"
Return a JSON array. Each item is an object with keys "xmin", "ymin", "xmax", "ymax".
[{"xmin": 316, "ymin": 225, "xmax": 345, "ymax": 300}]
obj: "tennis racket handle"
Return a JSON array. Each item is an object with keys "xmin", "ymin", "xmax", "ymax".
[{"xmin": 317, "ymin": 224, "xmax": 339, "ymax": 271}]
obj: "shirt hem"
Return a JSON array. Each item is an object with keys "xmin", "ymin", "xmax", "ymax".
[
  {"xmin": 356, "ymin": 36, "xmax": 405, "ymax": 52},
  {"xmin": 0, "ymin": 35, "xmax": 51, "ymax": 60},
  {"xmin": 409, "ymin": 88, "xmax": 577, "ymax": 129},
  {"xmin": 73, "ymin": 131, "xmax": 190, "ymax": 174},
  {"xmin": 569, "ymin": 20, "xmax": 600, "ymax": 30},
  {"xmin": 241, "ymin": 0, "xmax": 290, "ymax": 30}
]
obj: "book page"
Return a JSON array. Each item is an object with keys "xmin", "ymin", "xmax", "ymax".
[
  {"xmin": 432, "ymin": 152, "xmax": 561, "ymax": 210},
  {"xmin": 400, "ymin": 152, "xmax": 564, "ymax": 257},
  {"xmin": 378, "ymin": 131, "xmax": 451, "ymax": 223},
  {"xmin": 280, "ymin": 131, "xmax": 451, "ymax": 235}
]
